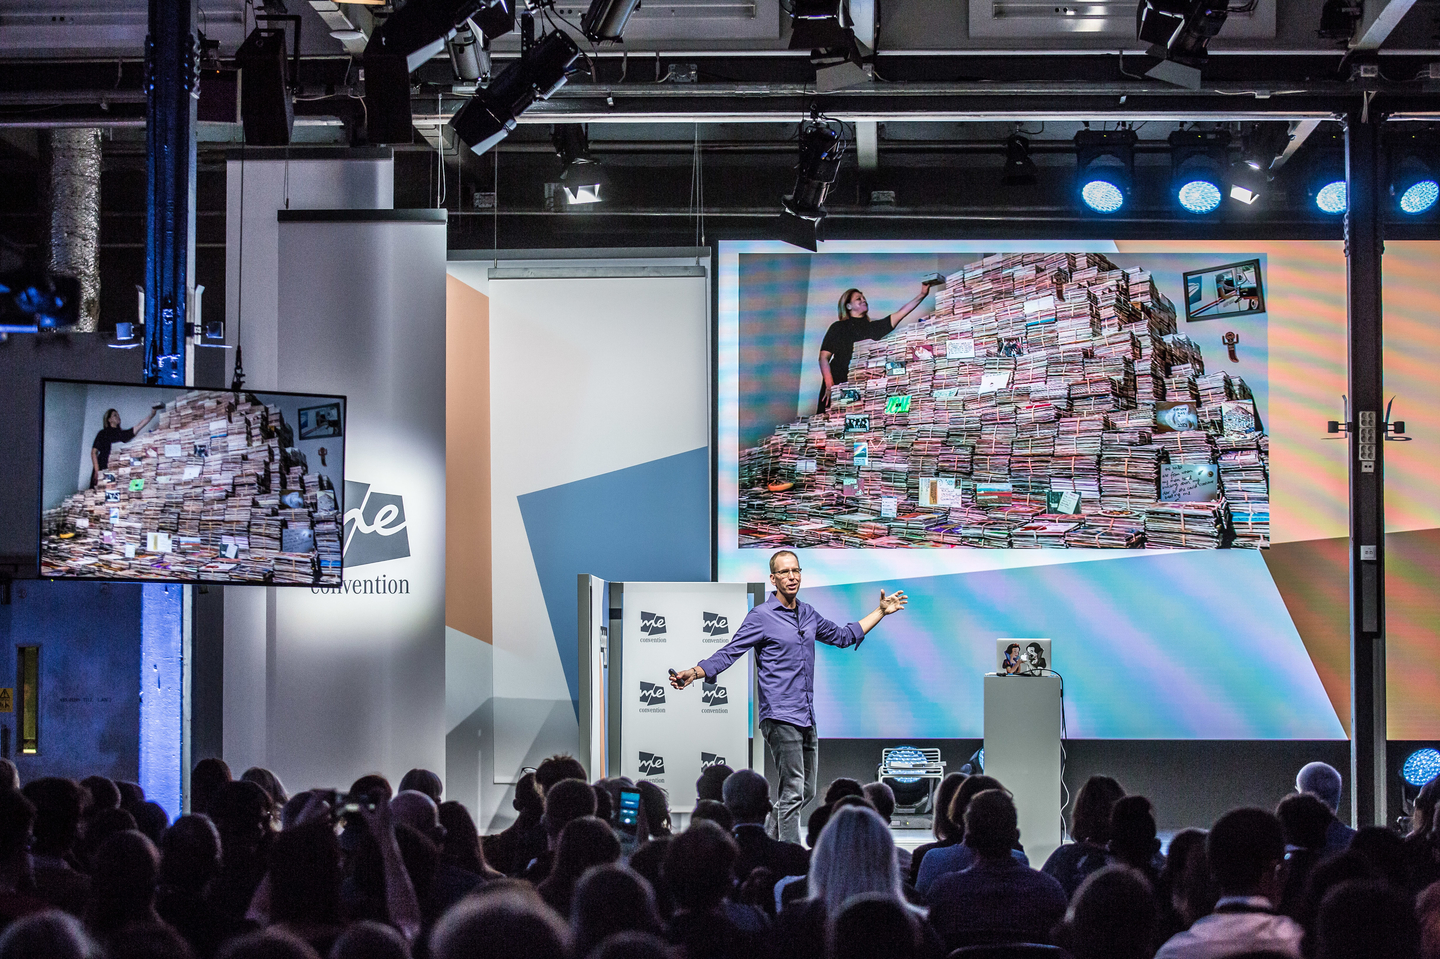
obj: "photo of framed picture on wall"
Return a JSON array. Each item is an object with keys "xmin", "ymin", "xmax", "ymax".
[
  {"xmin": 298, "ymin": 402, "xmax": 343, "ymax": 440},
  {"xmin": 1183, "ymin": 258, "xmax": 1266, "ymax": 321}
]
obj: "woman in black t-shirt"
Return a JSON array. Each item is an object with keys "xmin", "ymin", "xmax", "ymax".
[
  {"xmin": 816, "ymin": 282, "xmax": 936, "ymax": 413},
  {"xmin": 90, "ymin": 405, "xmax": 159, "ymax": 487}
]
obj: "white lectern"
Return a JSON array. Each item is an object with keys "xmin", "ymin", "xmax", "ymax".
[{"xmin": 983, "ymin": 674, "xmax": 1063, "ymax": 868}]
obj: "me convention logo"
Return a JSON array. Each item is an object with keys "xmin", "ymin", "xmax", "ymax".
[
  {"xmin": 701, "ymin": 682, "xmax": 729, "ymax": 709},
  {"xmin": 343, "ymin": 481, "xmax": 410, "ymax": 567},
  {"xmin": 701, "ymin": 611, "xmax": 730, "ymax": 640},
  {"xmin": 639, "ymin": 611, "xmax": 667, "ymax": 641},
  {"xmin": 701, "ymin": 752, "xmax": 727, "ymax": 770},
  {"xmin": 638, "ymin": 681, "xmax": 667, "ymax": 709},
  {"xmin": 637, "ymin": 751, "xmax": 666, "ymax": 776}
]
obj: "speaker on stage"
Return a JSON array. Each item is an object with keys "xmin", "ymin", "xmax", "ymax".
[{"xmin": 237, "ymin": 27, "xmax": 294, "ymax": 146}]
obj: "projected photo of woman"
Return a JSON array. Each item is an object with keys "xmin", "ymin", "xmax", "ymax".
[
  {"xmin": 816, "ymin": 280, "xmax": 938, "ymax": 413},
  {"xmin": 90, "ymin": 405, "xmax": 159, "ymax": 488}
]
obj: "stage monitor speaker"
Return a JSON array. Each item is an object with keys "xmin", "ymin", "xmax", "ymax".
[{"xmin": 236, "ymin": 29, "xmax": 294, "ymax": 146}]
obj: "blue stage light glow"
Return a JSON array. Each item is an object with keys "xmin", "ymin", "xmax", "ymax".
[
  {"xmin": 1178, "ymin": 179, "xmax": 1223, "ymax": 214},
  {"xmin": 886, "ymin": 744, "xmax": 927, "ymax": 783},
  {"xmin": 1315, "ymin": 180, "xmax": 1347, "ymax": 214},
  {"xmin": 1402, "ymin": 748, "xmax": 1440, "ymax": 788},
  {"xmin": 1400, "ymin": 179, "xmax": 1439, "ymax": 215},
  {"xmin": 1081, "ymin": 179, "xmax": 1125, "ymax": 213}
]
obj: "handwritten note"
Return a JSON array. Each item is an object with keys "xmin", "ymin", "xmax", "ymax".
[
  {"xmin": 1160, "ymin": 463, "xmax": 1219, "ymax": 502},
  {"xmin": 880, "ymin": 496, "xmax": 898, "ymax": 518},
  {"xmin": 946, "ymin": 338, "xmax": 976, "ymax": 359}
]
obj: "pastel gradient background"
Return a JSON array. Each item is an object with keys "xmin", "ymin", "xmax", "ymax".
[{"xmin": 719, "ymin": 240, "xmax": 1440, "ymax": 740}]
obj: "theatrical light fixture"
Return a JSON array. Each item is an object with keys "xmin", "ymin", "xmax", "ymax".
[
  {"xmin": 1075, "ymin": 128, "xmax": 1136, "ymax": 214},
  {"xmin": 1403, "ymin": 748, "xmax": 1440, "ymax": 789},
  {"xmin": 778, "ymin": 112, "xmax": 847, "ymax": 252},
  {"xmin": 553, "ymin": 124, "xmax": 608, "ymax": 205},
  {"xmin": 1136, "ymin": 0, "xmax": 1241, "ymax": 67},
  {"xmin": 960, "ymin": 748, "xmax": 984, "ymax": 776},
  {"xmin": 365, "ymin": 0, "xmax": 513, "ymax": 143},
  {"xmin": 789, "ymin": 0, "xmax": 854, "ymax": 50},
  {"xmin": 236, "ymin": 23, "xmax": 296, "ymax": 146},
  {"xmin": 1304, "ymin": 134, "xmax": 1347, "ymax": 215},
  {"xmin": 1170, "ymin": 129, "xmax": 1229, "ymax": 214},
  {"xmin": 1390, "ymin": 132, "xmax": 1439, "ymax": 216},
  {"xmin": 451, "ymin": 29, "xmax": 581, "ymax": 156},
  {"xmin": 580, "ymin": 0, "xmax": 643, "ymax": 42},
  {"xmin": 1002, "ymin": 134, "xmax": 1038, "ymax": 186}
]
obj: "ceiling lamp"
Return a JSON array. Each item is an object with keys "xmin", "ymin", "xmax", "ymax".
[
  {"xmin": 1170, "ymin": 129, "xmax": 1230, "ymax": 214},
  {"xmin": 1075, "ymin": 128, "xmax": 1137, "ymax": 214}
]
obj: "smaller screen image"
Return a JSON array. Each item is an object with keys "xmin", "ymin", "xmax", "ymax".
[
  {"xmin": 298, "ymin": 402, "xmax": 343, "ymax": 440},
  {"xmin": 40, "ymin": 380, "xmax": 346, "ymax": 587},
  {"xmin": 1184, "ymin": 258, "xmax": 1266, "ymax": 321}
]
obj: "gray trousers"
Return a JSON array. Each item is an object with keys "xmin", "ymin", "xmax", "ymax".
[{"xmin": 761, "ymin": 718, "xmax": 818, "ymax": 844}]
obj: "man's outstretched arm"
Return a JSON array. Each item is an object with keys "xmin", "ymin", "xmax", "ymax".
[
  {"xmin": 857, "ymin": 589, "xmax": 907, "ymax": 635},
  {"xmin": 671, "ymin": 613, "xmax": 764, "ymax": 689}
]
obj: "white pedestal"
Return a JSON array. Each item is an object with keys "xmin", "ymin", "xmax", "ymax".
[{"xmin": 983, "ymin": 673, "xmax": 1063, "ymax": 868}]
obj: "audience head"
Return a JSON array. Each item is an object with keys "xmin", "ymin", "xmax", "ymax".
[
  {"xmin": 584, "ymin": 931, "xmax": 672, "ymax": 959},
  {"xmin": 810, "ymin": 805, "xmax": 901, "ymax": 915},
  {"xmin": 1349, "ymin": 825, "xmax": 1410, "ymax": 888},
  {"xmin": 0, "ymin": 788, "xmax": 36, "ymax": 861},
  {"xmin": 1070, "ymin": 775, "xmax": 1125, "ymax": 845},
  {"xmin": 0, "ymin": 757, "xmax": 18, "ymax": 791},
  {"xmin": 807, "ymin": 803, "xmax": 834, "ymax": 849},
  {"xmin": 398, "ymin": 768, "xmax": 443, "ymax": 805},
  {"xmin": 268, "ymin": 820, "xmax": 343, "ymax": 927},
  {"xmin": 1296, "ymin": 761, "xmax": 1344, "ymax": 815},
  {"xmin": 347, "ymin": 774, "xmax": 393, "ymax": 806},
  {"xmin": 862, "ymin": 783, "xmax": 896, "ymax": 825},
  {"xmin": 1108, "ymin": 795, "xmax": 1160, "ymax": 869},
  {"xmin": 190, "ymin": 758, "xmax": 233, "ymax": 816},
  {"xmin": 1416, "ymin": 881, "xmax": 1440, "ymax": 959},
  {"xmin": 159, "ymin": 814, "xmax": 222, "ymax": 888},
  {"xmin": 82, "ymin": 775, "xmax": 122, "ymax": 812},
  {"xmin": 1063, "ymin": 865, "xmax": 1158, "ymax": 959},
  {"xmin": 721, "ymin": 769, "xmax": 771, "ymax": 825},
  {"xmin": 637, "ymin": 781, "xmax": 671, "ymax": 839},
  {"xmin": 536, "ymin": 755, "xmax": 590, "ymax": 793},
  {"xmin": 964, "ymin": 789, "xmax": 1020, "ymax": 859},
  {"xmin": 208, "ymin": 780, "xmax": 273, "ymax": 854},
  {"xmin": 438, "ymin": 800, "xmax": 490, "ymax": 875},
  {"xmin": 829, "ymin": 893, "xmax": 921, "ymax": 959},
  {"xmin": 1278, "ymin": 792, "xmax": 1335, "ymax": 852},
  {"xmin": 949, "ymin": 774, "xmax": 1004, "ymax": 842},
  {"xmin": 823, "ymin": 778, "xmax": 865, "ymax": 804},
  {"xmin": 695, "ymin": 764, "xmax": 733, "ymax": 803},
  {"xmin": 87, "ymin": 830, "xmax": 161, "ymax": 931},
  {"xmin": 22, "ymin": 776, "xmax": 85, "ymax": 855},
  {"xmin": 116, "ymin": 781, "xmax": 145, "ymax": 812},
  {"xmin": 690, "ymin": 799, "xmax": 734, "ymax": 832},
  {"xmin": 430, "ymin": 882, "xmax": 571, "ymax": 959},
  {"xmin": 1159, "ymin": 828, "xmax": 1216, "ymax": 928},
  {"xmin": 390, "ymin": 790, "xmax": 446, "ymax": 844},
  {"xmin": 546, "ymin": 778, "xmax": 600, "ymax": 840},
  {"xmin": 571, "ymin": 864, "xmax": 662, "ymax": 957},
  {"xmin": 132, "ymin": 800, "xmax": 169, "ymax": 845},
  {"xmin": 627, "ymin": 838, "xmax": 673, "ymax": 918},
  {"xmin": 241, "ymin": 767, "xmax": 288, "ymax": 810},
  {"xmin": 216, "ymin": 929, "xmax": 322, "ymax": 959},
  {"xmin": 552, "ymin": 816, "xmax": 622, "ymax": 885},
  {"xmin": 514, "ymin": 773, "xmax": 545, "ymax": 816},
  {"xmin": 0, "ymin": 911, "xmax": 104, "ymax": 959},
  {"xmin": 1313, "ymin": 879, "xmax": 1420, "ymax": 959},
  {"xmin": 328, "ymin": 921, "xmax": 409, "ymax": 959},
  {"xmin": 592, "ymin": 784, "xmax": 613, "ymax": 823},
  {"xmin": 930, "ymin": 773, "xmax": 966, "ymax": 841},
  {"xmin": 1295, "ymin": 850, "xmax": 1378, "ymax": 932},
  {"xmin": 1207, "ymin": 808, "xmax": 1286, "ymax": 899},
  {"xmin": 109, "ymin": 923, "xmax": 194, "ymax": 959},
  {"xmin": 663, "ymin": 820, "xmax": 738, "ymax": 912}
]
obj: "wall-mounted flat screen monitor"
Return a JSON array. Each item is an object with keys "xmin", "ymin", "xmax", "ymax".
[{"xmin": 40, "ymin": 379, "xmax": 346, "ymax": 586}]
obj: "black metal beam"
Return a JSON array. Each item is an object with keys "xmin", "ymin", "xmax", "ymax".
[
  {"xmin": 144, "ymin": 0, "xmax": 198, "ymax": 384},
  {"xmin": 1345, "ymin": 103, "xmax": 1387, "ymax": 827}
]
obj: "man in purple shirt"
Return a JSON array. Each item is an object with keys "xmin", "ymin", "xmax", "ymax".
[{"xmin": 669, "ymin": 549, "xmax": 907, "ymax": 843}]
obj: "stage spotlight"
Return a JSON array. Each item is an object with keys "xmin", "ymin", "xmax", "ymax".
[
  {"xmin": 961, "ymin": 747, "xmax": 984, "ymax": 775},
  {"xmin": 1228, "ymin": 163, "xmax": 1265, "ymax": 204},
  {"xmin": 236, "ymin": 25, "xmax": 295, "ymax": 146},
  {"xmin": 1136, "ymin": 0, "xmax": 1234, "ymax": 67},
  {"xmin": 1002, "ymin": 134, "xmax": 1038, "ymax": 186},
  {"xmin": 1304, "ymin": 136, "xmax": 1347, "ymax": 215},
  {"xmin": 1075, "ymin": 128, "xmax": 1137, "ymax": 214},
  {"xmin": 1170, "ymin": 129, "xmax": 1229, "ymax": 214},
  {"xmin": 789, "ymin": 0, "xmax": 854, "ymax": 50},
  {"xmin": 451, "ymin": 29, "xmax": 581, "ymax": 156},
  {"xmin": 581, "ymin": 0, "xmax": 642, "ymax": 42},
  {"xmin": 1314, "ymin": 179, "xmax": 1347, "ymax": 214},
  {"xmin": 778, "ymin": 112, "xmax": 847, "ymax": 252},
  {"xmin": 553, "ymin": 124, "xmax": 608, "ymax": 204},
  {"xmin": 878, "ymin": 745, "xmax": 941, "ymax": 815},
  {"xmin": 1403, "ymin": 748, "xmax": 1440, "ymax": 789},
  {"xmin": 366, "ymin": 0, "xmax": 512, "ymax": 143},
  {"xmin": 1391, "ymin": 133, "xmax": 1438, "ymax": 216}
]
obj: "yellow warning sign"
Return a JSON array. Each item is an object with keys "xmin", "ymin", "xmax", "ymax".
[{"xmin": 0, "ymin": 688, "xmax": 11, "ymax": 712}]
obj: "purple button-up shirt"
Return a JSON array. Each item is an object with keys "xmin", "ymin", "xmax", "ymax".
[{"xmin": 696, "ymin": 592, "xmax": 864, "ymax": 728}]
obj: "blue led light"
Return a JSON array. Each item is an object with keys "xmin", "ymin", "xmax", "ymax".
[
  {"xmin": 1400, "ymin": 179, "xmax": 1439, "ymax": 215},
  {"xmin": 886, "ymin": 744, "xmax": 927, "ymax": 783},
  {"xmin": 1177, "ymin": 179, "xmax": 1223, "ymax": 214},
  {"xmin": 1315, "ymin": 180, "xmax": 1347, "ymax": 214},
  {"xmin": 1081, "ymin": 179, "xmax": 1125, "ymax": 213},
  {"xmin": 1403, "ymin": 748, "xmax": 1440, "ymax": 788}
]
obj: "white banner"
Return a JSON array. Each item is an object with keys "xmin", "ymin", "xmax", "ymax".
[{"xmin": 620, "ymin": 582, "xmax": 752, "ymax": 811}]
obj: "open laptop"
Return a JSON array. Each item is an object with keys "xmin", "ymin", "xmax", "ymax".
[{"xmin": 996, "ymin": 638, "xmax": 1052, "ymax": 676}]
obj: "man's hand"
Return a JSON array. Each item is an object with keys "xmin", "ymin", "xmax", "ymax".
[
  {"xmin": 670, "ymin": 667, "xmax": 705, "ymax": 690},
  {"xmin": 878, "ymin": 589, "xmax": 908, "ymax": 616}
]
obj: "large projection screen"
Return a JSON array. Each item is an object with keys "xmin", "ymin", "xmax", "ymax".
[{"xmin": 718, "ymin": 240, "xmax": 1354, "ymax": 741}]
